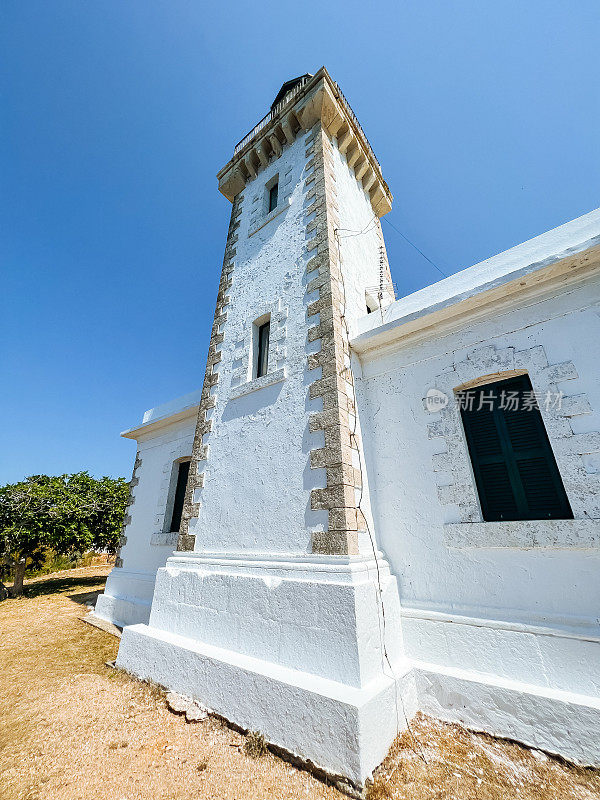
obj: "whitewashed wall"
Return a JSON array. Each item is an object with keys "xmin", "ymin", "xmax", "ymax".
[
  {"xmin": 95, "ymin": 399, "xmax": 198, "ymax": 626},
  {"xmin": 331, "ymin": 139, "xmax": 385, "ymax": 321},
  {"xmin": 357, "ymin": 274, "xmax": 600, "ymax": 693},
  {"xmin": 189, "ymin": 131, "xmax": 328, "ymax": 554}
]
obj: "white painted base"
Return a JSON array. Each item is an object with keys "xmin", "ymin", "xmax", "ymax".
[
  {"xmin": 118, "ymin": 622, "xmax": 415, "ymax": 783},
  {"xmin": 415, "ymin": 662, "xmax": 600, "ymax": 767},
  {"xmin": 116, "ymin": 551, "xmax": 413, "ymax": 785},
  {"xmin": 114, "ymin": 552, "xmax": 600, "ymax": 784},
  {"xmin": 402, "ymin": 609, "xmax": 600, "ymax": 767},
  {"xmin": 94, "ymin": 568, "xmax": 157, "ymax": 627}
]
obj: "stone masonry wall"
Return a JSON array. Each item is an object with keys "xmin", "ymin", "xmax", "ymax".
[{"xmin": 305, "ymin": 123, "xmax": 364, "ymax": 555}]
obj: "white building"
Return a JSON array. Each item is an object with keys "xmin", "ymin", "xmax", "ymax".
[{"xmin": 95, "ymin": 68, "xmax": 600, "ymax": 791}]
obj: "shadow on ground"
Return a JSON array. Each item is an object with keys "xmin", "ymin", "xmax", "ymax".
[
  {"xmin": 2, "ymin": 574, "xmax": 108, "ymax": 601},
  {"xmin": 69, "ymin": 589, "xmax": 104, "ymax": 606}
]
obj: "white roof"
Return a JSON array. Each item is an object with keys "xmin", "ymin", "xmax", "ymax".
[
  {"xmin": 121, "ymin": 388, "xmax": 202, "ymax": 439},
  {"xmin": 353, "ymin": 208, "xmax": 600, "ymax": 348}
]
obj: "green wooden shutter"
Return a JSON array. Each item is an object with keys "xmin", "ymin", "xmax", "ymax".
[{"xmin": 458, "ymin": 375, "xmax": 573, "ymax": 521}]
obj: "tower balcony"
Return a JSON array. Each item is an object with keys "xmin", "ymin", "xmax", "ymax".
[{"xmin": 217, "ymin": 67, "xmax": 392, "ymax": 217}]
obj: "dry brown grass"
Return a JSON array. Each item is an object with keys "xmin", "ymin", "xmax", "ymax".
[
  {"xmin": 0, "ymin": 566, "xmax": 340, "ymax": 800},
  {"xmin": 1, "ymin": 566, "xmax": 599, "ymax": 800},
  {"xmin": 243, "ymin": 730, "xmax": 268, "ymax": 759},
  {"xmin": 367, "ymin": 713, "xmax": 600, "ymax": 800}
]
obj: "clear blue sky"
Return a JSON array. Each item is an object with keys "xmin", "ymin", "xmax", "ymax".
[{"xmin": 2, "ymin": 1, "xmax": 599, "ymax": 484}]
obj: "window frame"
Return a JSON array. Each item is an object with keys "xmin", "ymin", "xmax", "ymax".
[
  {"xmin": 458, "ymin": 374, "xmax": 573, "ymax": 522},
  {"xmin": 264, "ymin": 174, "xmax": 279, "ymax": 217},
  {"xmin": 167, "ymin": 459, "xmax": 191, "ymax": 533},
  {"xmin": 268, "ymin": 183, "xmax": 278, "ymax": 213},
  {"xmin": 256, "ymin": 319, "xmax": 270, "ymax": 379}
]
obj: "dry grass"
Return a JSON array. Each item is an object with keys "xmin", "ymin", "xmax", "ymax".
[
  {"xmin": 243, "ymin": 730, "xmax": 268, "ymax": 759},
  {"xmin": 0, "ymin": 566, "xmax": 340, "ymax": 800},
  {"xmin": 367, "ymin": 714, "xmax": 600, "ymax": 800},
  {"xmin": 1, "ymin": 566, "xmax": 599, "ymax": 800}
]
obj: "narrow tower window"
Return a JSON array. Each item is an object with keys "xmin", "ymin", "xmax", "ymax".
[
  {"xmin": 268, "ymin": 182, "xmax": 278, "ymax": 213},
  {"xmin": 256, "ymin": 320, "xmax": 270, "ymax": 378},
  {"xmin": 458, "ymin": 374, "xmax": 573, "ymax": 522},
  {"xmin": 169, "ymin": 460, "xmax": 190, "ymax": 532}
]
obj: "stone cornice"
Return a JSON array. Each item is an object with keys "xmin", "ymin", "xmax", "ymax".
[
  {"xmin": 217, "ymin": 67, "xmax": 393, "ymax": 217},
  {"xmin": 120, "ymin": 403, "xmax": 200, "ymax": 440},
  {"xmin": 351, "ymin": 242, "xmax": 600, "ymax": 356}
]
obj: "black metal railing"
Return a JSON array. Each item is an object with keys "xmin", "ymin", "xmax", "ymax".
[
  {"xmin": 232, "ymin": 75, "xmax": 381, "ymax": 173},
  {"xmin": 233, "ymin": 76, "xmax": 311, "ymax": 155},
  {"xmin": 332, "ymin": 82, "xmax": 380, "ymax": 170}
]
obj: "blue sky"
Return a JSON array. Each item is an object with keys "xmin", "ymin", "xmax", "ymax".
[{"xmin": 2, "ymin": 1, "xmax": 599, "ymax": 484}]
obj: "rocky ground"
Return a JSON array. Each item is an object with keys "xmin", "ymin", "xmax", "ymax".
[{"xmin": 1, "ymin": 565, "xmax": 599, "ymax": 800}]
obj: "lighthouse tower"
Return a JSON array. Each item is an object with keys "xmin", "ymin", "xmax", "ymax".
[{"xmin": 116, "ymin": 68, "xmax": 408, "ymax": 787}]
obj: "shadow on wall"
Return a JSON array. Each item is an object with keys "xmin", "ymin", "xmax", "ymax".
[{"xmin": 221, "ymin": 381, "xmax": 284, "ymax": 422}]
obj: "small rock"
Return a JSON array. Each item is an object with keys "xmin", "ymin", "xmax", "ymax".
[
  {"xmin": 166, "ymin": 691, "xmax": 209, "ymax": 722},
  {"xmin": 166, "ymin": 692, "xmax": 192, "ymax": 715},
  {"xmin": 334, "ymin": 780, "xmax": 362, "ymax": 798},
  {"xmin": 109, "ymin": 741, "xmax": 129, "ymax": 750},
  {"xmin": 186, "ymin": 704, "xmax": 208, "ymax": 723},
  {"xmin": 532, "ymin": 749, "xmax": 549, "ymax": 762}
]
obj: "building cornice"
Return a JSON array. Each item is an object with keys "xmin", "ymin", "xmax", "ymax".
[
  {"xmin": 121, "ymin": 402, "xmax": 201, "ymax": 440},
  {"xmin": 217, "ymin": 67, "xmax": 393, "ymax": 217},
  {"xmin": 351, "ymin": 242, "xmax": 600, "ymax": 356}
]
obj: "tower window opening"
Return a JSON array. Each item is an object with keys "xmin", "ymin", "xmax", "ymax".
[
  {"xmin": 256, "ymin": 320, "xmax": 271, "ymax": 378},
  {"xmin": 268, "ymin": 183, "xmax": 278, "ymax": 213},
  {"xmin": 169, "ymin": 460, "xmax": 190, "ymax": 533}
]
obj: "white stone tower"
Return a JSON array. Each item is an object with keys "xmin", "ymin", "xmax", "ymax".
[{"xmin": 117, "ymin": 68, "xmax": 410, "ymax": 788}]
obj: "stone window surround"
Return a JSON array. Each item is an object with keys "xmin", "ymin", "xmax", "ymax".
[
  {"xmin": 230, "ymin": 367, "xmax": 286, "ymax": 400},
  {"xmin": 230, "ymin": 301, "xmax": 288, "ymax": 400},
  {"xmin": 150, "ymin": 444, "xmax": 193, "ymax": 547},
  {"xmin": 248, "ymin": 196, "xmax": 291, "ymax": 238},
  {"xmin": 265, "ymin": 173, "xmax": 279, "ymax": 215},
  {"xmin": 248, "ymin": 159, "xmax": 296, "ymax": 238},
  {"xmin": 427, "ymin": 344, "xmax": 600, "ymax": 549}
]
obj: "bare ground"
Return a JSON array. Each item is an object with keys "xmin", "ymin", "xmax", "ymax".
[{"xmin": 0, "ymin": 566, "xmax": 598, "ymax": 800}]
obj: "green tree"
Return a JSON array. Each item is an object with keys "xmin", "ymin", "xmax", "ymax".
[{"xmin": 0, "ymin": 472, "xmax": 129, "ymax": 598}]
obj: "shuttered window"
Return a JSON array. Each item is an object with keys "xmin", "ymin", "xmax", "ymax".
[
  {"xmin": 169, "ymin": 460, "xmax": 190, "ymax": 533},
  {"xmin": 458, "ymin": 375, "xmax": 572, "ymax": 522}
]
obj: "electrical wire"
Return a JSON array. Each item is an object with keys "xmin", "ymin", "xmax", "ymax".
[
  {"xmin": 333, "ymin": 225, "xmax": 429, "ymax": 765},
  {"xmin": 382, "ymin": 217, "xmax": 448, "ymax": 278},
  {"xmin": 335, "ymin": 214, "xmax": 378, "ymax": 239},
  {"xmin": 332, "ymin": 220, "xmax": 504, "ymax": 785}
]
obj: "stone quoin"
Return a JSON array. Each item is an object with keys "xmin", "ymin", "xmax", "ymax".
[{"xmin": 95, "ymin": 67, "xmax": 600, "ymax": 789}]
